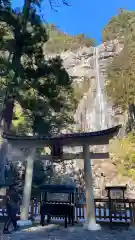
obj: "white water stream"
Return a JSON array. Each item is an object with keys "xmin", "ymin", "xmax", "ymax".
[
  {"xmin": 74, "ymin": 46, "xmax": 116, "ymax": 132},
  {"xmin": 92, "ymin": 46, "xmax": 108, "ymax": 130}
]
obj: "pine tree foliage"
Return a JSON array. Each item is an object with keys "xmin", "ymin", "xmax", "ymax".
[{"xmin": 0, "ymin": 0, "xmax": 77, "ymax": 135}]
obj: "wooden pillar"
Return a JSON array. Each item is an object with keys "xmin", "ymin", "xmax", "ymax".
[
  {"xmin": 83, "ymin": 144, "xmax": 101, "ymax": 230},
  {"xmin": 19, "ymin": 148, "xmax": 35, "ymax": 225}
]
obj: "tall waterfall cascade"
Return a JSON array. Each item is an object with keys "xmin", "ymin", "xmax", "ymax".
[
  {"xmin": 45, "ymin": 39, "xmax": 123, "ymax": 134},
  {"xmin": 74, "ymin": 42, "xmax": 122, "ymax": 132},
  {"xmin": 72, "ymin": 40, "xmax": 123, "ymax": 162}
]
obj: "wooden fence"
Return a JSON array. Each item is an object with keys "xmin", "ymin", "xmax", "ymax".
[{"xmin": 0, "ymin": 196, "xmax": 135, "ymax": 224}]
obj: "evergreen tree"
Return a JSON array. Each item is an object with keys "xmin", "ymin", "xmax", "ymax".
[
  {"xmin": 0, "ymin": 0, "xmax": 77, "ymax": 135},
  {"xmin": 103, "ymin": 10, "xmax": 135, "ymax": 130}
]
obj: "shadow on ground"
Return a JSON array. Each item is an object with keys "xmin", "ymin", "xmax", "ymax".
[{"xmin": 0, "ymin": 222, "xmax": 135, "ymax": 240}]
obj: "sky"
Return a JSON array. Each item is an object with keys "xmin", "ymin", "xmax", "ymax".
[{"xmin": 12, "ymin": 0, "xmax": 135, "ymax": 44}]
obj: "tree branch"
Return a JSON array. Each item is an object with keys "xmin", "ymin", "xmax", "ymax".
[{"xmin": 48, "ymin": 0, "xmax": 71, "ymax": 11}]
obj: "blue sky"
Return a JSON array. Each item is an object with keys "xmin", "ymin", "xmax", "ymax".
[{"xmin": 12, "ymin": 0, "xmax": 135, "ymax": 44}]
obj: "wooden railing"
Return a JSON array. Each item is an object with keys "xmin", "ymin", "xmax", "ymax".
[
  {"xmin": 0, "ymin": 196, "xmax": 135, "ymax": 224},
  {"xmin": 95, "ymin": 198, "xmax": 135, "ymax": 223}
]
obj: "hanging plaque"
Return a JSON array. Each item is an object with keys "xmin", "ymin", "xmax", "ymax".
[
  {"xmin": 110, "ymin": 189, "xmax": 123, "ymax": 199},
  {"xmin": 47, "ymin": 192, "xmax": 69, "ymax": 202}
]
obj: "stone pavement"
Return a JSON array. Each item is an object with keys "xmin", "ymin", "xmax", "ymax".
[{"xmin": 0, "ymin": 224, "xmax": 135, "ymax": 240}]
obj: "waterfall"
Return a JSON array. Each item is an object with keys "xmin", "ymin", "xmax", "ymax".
[
  {"xmin": 93, "ymin": 46, "xmax": 108, "ymax": 130},
  {"xmin": 74, "ymin": 45, "xmax": 116, "ymax": 132}
]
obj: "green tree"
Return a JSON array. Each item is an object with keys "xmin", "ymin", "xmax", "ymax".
[
  {"xmin": 102, "ymin": 10, "xmax": 135, "ymax": 42},
  {"xmin": 0, "ymin": 0, "xmax": 77, "ymax": 135},
  {"xmin": 104, "ymin": 10, "xmax": 135, "ymax": 130},
  {"xmin": 109, "ymin": 132, "xmax": 135, "ymax": 180},
  {"xmin": 45, "ymin": 25, "xmax": 95, "ymax": 53}
]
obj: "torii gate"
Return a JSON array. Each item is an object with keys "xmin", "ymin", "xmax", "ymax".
[{"xmin": 2, "ymin": 125, "xmax": 121, "ymax": 231}]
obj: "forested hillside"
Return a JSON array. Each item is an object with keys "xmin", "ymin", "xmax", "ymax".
[
  {"xmin": 104, "ymin": 10, "xmax": 135, "ymax": 126},
  {"xmin": 44, "ymin": 24, "xmax": 95, "ymax": 53},
  {"xmin": 103, "ymin": 10, "xmax": 135, "ymax": 180}
]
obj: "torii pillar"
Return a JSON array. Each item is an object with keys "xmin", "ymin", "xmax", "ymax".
[
  {"xmin": 20, "ymin": 148, "xmax": 36, "ymax": 224},
  {"xmin": 83, "ymin": 144, "xmax": 101, "ymax": 230}
]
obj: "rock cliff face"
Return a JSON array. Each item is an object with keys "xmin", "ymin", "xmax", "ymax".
[
  {"xmin": 58, "ymin": 40, "xmax": 122, "ymax": 83},
  {"xmin": 45, "ymin": 39, "xmax": 122, "ymax": 83},
  {"xmin": 45, "ymin": 39, "xmax": 124, "ymax": 131}
]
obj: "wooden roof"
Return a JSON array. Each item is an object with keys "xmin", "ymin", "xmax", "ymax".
[
  {"xmin": 2, "ymin": 125, "xmax": 121, "ymax": 147},
  {"xmin": 105, "ymin": 185, "xmax": 127, "ymax": 190},
  {"xmin": 39, "ymin": 184, "xmax": 76, "ymax": 193}
]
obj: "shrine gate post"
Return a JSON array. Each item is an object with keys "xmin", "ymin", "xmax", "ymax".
[{"xmin": 20, "ymin": 148, "xmax": 36, "ymax": 222}]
